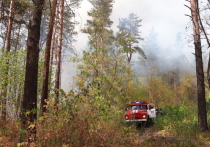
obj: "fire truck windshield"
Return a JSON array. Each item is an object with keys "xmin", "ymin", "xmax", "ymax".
[{"xmin": 130, "ymin": 105, "xmax": 146, "ymax": 110}]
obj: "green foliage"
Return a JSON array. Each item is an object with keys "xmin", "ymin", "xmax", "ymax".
[
  {"xmin": 0, "ymin": 48, "xmax": 53, "ymax": 119},
  {"xmin": 0, "ymin": 49, "xmax": 26, "ymax": 117},
  {"xmin": 0, "ymin": 95, "xmax": 139, "ymax": 146},
  {"xmin": 34, "ymin": 97, "xmax": 140, "ymax": 146},
  {"xmin": 78, "ymin": 0, "xmax": 134, "ymax": 110},
  {"xmin": 153, "ymin": 102, "xmax": 200, "ymax": 146},
  {"xmin": 123, "ymin": 79, "xmax": 147, "ymax": 104},
  {"xmin": 83, "ymin": 0, "xmax": 114, "ymax": 51},
  {"xmin": 206, "ymin": 95, "xmax": 210, "ymax": 129},
  {"xmin": 145, "ymin": 77, "xmax": 174, "ymax": 107},
  {"xmin": 206, "ymin": 94, "xmax": 210, "ymax": 112},
  {"xmin": 37, "ymin": 50, "xmax": 45, "ymax": 99},
  {"xmin": 77, "ymin": 50, "xmax": 134, "ymax": 105},
  {"xmin": 179, "ymin": 73, "xmax": 196, "ymax": 100},
  {"xmin": 117, "ymin": 13, "xmax": 146, "ymax": 63}
]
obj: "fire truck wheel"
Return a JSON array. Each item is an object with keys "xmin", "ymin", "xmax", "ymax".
[
  {"xmin": 146, "ymin": 118, "xmax": 153, "ymax": 127},
  {"xmin": 136, "ymin": 122, "xmax": 146, "ymax": 129}
]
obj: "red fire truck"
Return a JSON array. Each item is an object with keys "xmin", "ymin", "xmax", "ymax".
[{"xmin": 124, "ymin": 101, "xmax": 156, "ymax": 126}]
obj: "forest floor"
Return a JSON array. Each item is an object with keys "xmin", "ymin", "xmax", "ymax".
[{"xmin": 136, "ymin": 127, "xmax": 210, "ymax": 147}]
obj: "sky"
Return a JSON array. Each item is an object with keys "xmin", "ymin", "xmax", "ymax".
[
  {"xmin": 61, "ymin": 0, "xmax": 193, "ymax": 92},
  {"xmin": 75, "ymin": 0, "xmax": 191, "ymax": 47},
  {"xmin": 111, "ymin": 0, "xmax": 190, "ymax": 46}
]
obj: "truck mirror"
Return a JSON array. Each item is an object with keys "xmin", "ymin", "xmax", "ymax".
[{"xmin": 125, "ymin": 107, "xmax": 129, "ymax": 111}]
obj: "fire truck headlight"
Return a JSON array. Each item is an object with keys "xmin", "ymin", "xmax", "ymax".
[
  {"xmin": 125, "ymin": 116, "xmax": 128, "ymax": 120},
  {"xmin": 143, "ymin": 115, "xmax": 146, "ymax": 118}
]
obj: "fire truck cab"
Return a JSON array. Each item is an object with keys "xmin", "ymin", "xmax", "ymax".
[{"xmin": 124, "ymin": 101, "xmax": 156, "ymax": 122}]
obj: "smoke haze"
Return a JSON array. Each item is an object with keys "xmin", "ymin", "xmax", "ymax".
[{"xmin": 61, "ymin": 0, "xmax": 195, "ymax": 92}]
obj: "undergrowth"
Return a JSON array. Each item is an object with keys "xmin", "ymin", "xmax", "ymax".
[
  {"xmin": 0, "ymin": 99, "xmax": 210, "ymax": 146},
  {"xmin": 143, "ymin": 101, "xmax": 208, "ymax": 147},
  {"xmin": 0, "ymin": 101, "xmax": 141, "ymax": 147}
]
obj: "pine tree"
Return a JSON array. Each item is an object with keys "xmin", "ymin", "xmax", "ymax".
[
  {"xmin": 190, "ymin": 0, "xmax": 208, "ymax": 131},
  {"xmin": 21, "ymin": 0, "xmax": 45, "ymax": 142},
  {"xmin": 81, "ymin": 0, "xmax": 115, "ymax": 99},
  {"xmin": 41, "ymin": 0, "xmax": 57, "ymax": 114},
  {"xmin": 117, "ymin": 13, "xmax": 146, "ymax": 64},
  {"xmin": 77, "ymin": 0, "xmax": 134, "ymax": 111},
  {"xmin": 54, "ymin": 0, "xmax": 64, "ymax": 108}
]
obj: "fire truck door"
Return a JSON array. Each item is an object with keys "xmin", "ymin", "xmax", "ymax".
[{"xmin": 147, "ymin": 104, "xmax": 156, "ymax": 118}]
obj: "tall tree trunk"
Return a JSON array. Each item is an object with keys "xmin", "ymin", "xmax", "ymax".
[
  {"xmin": 173, "ymin": 73, "xmax": 177, "ymax": 104},
  {"xmin": 21, "ymin": 0, "xmax": 45, "ymax": 142},
  {"xmin": 54, "ymin": 0, "xmax": 64, "ymax": 106},
  {"xmin": 5, "ymin": 0, "xmax": 14, "ymax": 52},
  {"xmin": 1, "ymin": 0, "xmax": 6, "ymax": 53},
  {"xmin": 50, "ymin": 28, "xmax": 56, "ymax": 81},
  {"xmin": 0, "ymin": 0, "xmax": 5, "ymax": 19},
  {"xmin": 1, "ymin": 0, "xmax": 14, "ymax": 121},
  {"xmin": 2, "ymin": 30, "xmax": 7, "ymax": 53},
  {"xmin": 207, "ymin": 51, "xmax": 210, "ymax": 88},
  {"xmin": 14, "ymin": 24, "xmax": 21, "ymax": 52},
  {"xmin": 190, "ymin": 0, "xmax": 208, "ymax": 131},
  {"xmin": 41, "ymin": 0, "xmax": 58, "ymax": 114}
]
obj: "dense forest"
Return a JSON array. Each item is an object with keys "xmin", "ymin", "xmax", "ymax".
[{"xmin": 0, "ymin": 0, "xmax": 210, "ymax": 146}]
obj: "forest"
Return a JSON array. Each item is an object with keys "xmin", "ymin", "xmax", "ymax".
[{"xmin": 0, "ymin": 0, "xmax": 210, "ymax": 146}]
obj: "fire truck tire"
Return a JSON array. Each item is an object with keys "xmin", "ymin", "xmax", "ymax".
[
  {"xmin": 146, "ymin": 117, "xmax": 153, "ymax": 127},
  {"xmin": 136, "ymin": 121, "xmax": 146, "ymax": 129}
]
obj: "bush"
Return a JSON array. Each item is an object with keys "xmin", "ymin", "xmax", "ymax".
[{"xmin": 152, "ymin": 101, "xmax": 200, "ymax": 146}]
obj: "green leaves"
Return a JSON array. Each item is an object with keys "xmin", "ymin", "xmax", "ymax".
[
  {"xmin": 0, "ymin": 49, "xmax": 26, "ymax": 118},
  {"xmin": 116, "ymin": 13, "xmax": 145, "ymax": 63}
]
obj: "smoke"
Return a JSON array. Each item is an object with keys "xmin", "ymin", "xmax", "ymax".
[{"xmin": 61, "ymin": 0, "xmax": 195, "ymax": 92}]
